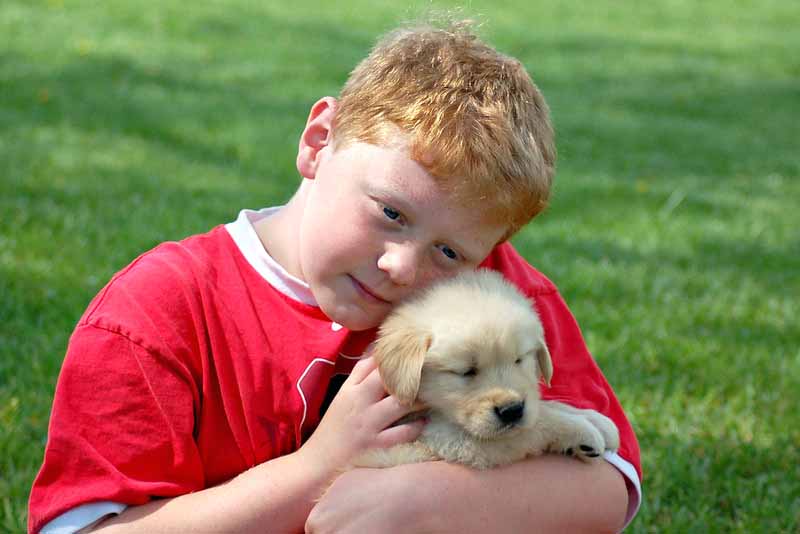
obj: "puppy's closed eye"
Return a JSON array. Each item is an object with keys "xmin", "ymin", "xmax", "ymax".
[
  {"xmin": 460, "ymin": 367, "xmax": 478, "ymax": 377},
  {"xmin": 444, "ymin": 366, "xmax": 477, "ymax": 377}
]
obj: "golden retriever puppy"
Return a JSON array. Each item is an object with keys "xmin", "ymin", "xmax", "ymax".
[{"xmin": 354, "ymin": 269, "xmax": 619, "ymax": 469}]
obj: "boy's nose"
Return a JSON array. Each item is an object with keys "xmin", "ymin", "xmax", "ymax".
[{"xmin": 377, "ymin": 243, "xmax": 421, "ymax": 286}]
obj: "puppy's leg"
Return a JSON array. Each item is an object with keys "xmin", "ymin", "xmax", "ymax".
[
  {"xmin": 533, "ymin": 401, "xmax": 618, "ymax": 462},
  {"xmin": 318, "ymin": 441, "xmax": 436, "ymax": 501},
  {"xmin": 351, "ymin": 441, "xmax": 438, "ymax": 468}
]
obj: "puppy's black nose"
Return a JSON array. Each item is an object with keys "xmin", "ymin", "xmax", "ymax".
[{"xmin": 494, "ymin": 401, "xmax": 525, "ymax": 425}]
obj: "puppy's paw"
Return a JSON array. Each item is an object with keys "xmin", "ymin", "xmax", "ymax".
[
  {"xmin": 539, "ymin": 402, "xmax": 620, "ymax": 462},
  {"xmin": 581, "ymin": 410, "xmax": 620, "ymax": 452},
  {"xmin": 555, "ymin": 421, "xmax": 606, "ymax": 462}
]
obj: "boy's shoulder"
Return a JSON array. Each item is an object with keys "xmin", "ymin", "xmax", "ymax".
[
  {"xmin": 481, "ymin": 242, "xmax": 557, "ymax": 297},
  {"xmin": 79, "ymin": 224, "xmax": 236, "ymax": 336}
]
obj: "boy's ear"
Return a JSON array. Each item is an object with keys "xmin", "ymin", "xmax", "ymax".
[
  {"xmin": 537, "ymin": 344, "xmax": 553, "ymax": 387},
  {"xmin": 296, "ymin": 96, "xmax": 337, "ymax": 179},
  {"xmin": 372, "ymin": 320, "xmax": 430, "ymax": 406}
]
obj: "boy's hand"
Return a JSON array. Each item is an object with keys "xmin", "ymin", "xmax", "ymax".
[{"xmin": 297, "ymin": 357, "xmax": 425, "ymax": 480}]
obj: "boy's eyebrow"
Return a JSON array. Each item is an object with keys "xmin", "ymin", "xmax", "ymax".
[{"xmin": 367, "ymin": 183, "xmax": 416, "ymax": 214}]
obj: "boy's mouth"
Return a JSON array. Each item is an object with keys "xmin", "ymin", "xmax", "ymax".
[{"xmin": 348, "ymin": 275, "xmax": 391, "ymax": 304}]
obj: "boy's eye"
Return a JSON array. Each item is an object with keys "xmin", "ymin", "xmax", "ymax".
[
  {"xmin": 439, "ymin": 245, "xmax": 458, "ymax": 260},
  {"xmin": 383, "ymin": 206, "xmax": 401, "ymax": 221}
]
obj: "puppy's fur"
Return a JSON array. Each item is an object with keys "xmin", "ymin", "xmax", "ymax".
[{"xmin": 355, "ymin": 270, "xmax": 619, "ymax": 469}]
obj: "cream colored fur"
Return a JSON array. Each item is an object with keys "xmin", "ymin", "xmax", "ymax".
[{"xmin": 354, "ymin": 270, "xmax": 619, "ymax": 470}]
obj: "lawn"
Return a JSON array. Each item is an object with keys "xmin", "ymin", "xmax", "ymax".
[{"xmin": 2, "ymin": 0, "xmax": 799, "ymax": 531}]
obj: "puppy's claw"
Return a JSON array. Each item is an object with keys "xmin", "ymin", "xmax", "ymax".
[{"xmin": 572, "ymin": 444, "xmax": 600, "ymax": 459}]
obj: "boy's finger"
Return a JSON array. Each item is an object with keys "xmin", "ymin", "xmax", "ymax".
[
  {"xmin": 374, "ymin": 418, "xmax": 426, "ymax": 449},
  {"xmin": 347, "ymin": 356, "xmax": 377, "ymax": 384},
  {"xmin": 372, "ymin": 393, "xmax": 420, "ymax": 424},
  {"xmin": 358, "ymin": 367, "xmax": 391, "ymax": 401}
]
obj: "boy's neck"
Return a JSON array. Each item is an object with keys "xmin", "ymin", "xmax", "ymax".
[{"xmin": 253, "ymin": 182, "xmax": 309, "ymax": 281}]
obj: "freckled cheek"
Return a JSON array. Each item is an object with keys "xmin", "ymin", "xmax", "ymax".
[
  {"xmin": 321, "ymin": 211, "xmax": 378, "ymax": 257},
  {"xmin": 349, "ymin": 210, "xmax": 383, "ymax": 245},
  {"xmin": 414, "ymin": 262, "xmax": 463, "ymax": 291},
  {"xmin": 411, "ymin": 266, "xmax": 440, "ymax": 290}
]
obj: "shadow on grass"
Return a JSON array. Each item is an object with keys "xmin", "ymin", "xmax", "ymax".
[
  {"xmin": 515, "ymin": 34, "xmax": 800, "ymax": 179},
  {"xmin": 2, "ymin": 25, "xmax": 798, "ymax": 185},
  {"xmin": 1, "ymin": 51, "xmax": 303, "ymax": 177},
  {"xmin": 0, "ymin": 8, "xmax": 380, "ymax": 185}
]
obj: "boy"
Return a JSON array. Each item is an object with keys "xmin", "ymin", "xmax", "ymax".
[{"xmin": 29, "ymin": 21, "xmax": 641, "ymax": 533}]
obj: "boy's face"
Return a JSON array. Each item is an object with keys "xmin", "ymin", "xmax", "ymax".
[{"xmin": 298, "ymin": 142, "xmax": 507, "ymax": 331}]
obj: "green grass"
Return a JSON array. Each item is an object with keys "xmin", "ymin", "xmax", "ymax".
[{"xmin": 2, "ymin": 0, "xmax": 799, "ymax": 531}]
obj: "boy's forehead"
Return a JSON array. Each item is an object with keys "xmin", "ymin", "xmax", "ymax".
[
  {"xmin": 357, "ymin": 144, "xmax": 482, "ymax": 213},
  {"xmin": 335, "ymin": 122, "xmax": 438, "ymax": 174},
  {"xmin": 359, "ymin": 151, "xmax": 507, "ymax": 258}
]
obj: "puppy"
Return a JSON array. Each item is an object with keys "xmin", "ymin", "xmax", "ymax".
[{"xmin": 354, "ymin": 269, "xmax": 619, "ymax": 469}]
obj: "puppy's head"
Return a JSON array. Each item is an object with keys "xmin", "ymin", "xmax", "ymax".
[{"xmin": 373, "ymin": 270, "xmax": 552, "ymax": 439}]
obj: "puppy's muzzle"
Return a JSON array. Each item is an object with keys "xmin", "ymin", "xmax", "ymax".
[{"xmin": 494, "ymin": 401, "xmax": 525, "ymax": 426}]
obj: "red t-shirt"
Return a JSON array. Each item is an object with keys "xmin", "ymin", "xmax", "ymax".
[{"xmin": 29, "ymin": 209, "xmax": 641, "ymax": 533}]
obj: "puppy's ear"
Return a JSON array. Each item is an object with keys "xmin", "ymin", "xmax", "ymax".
[
  {"xmin": 536, "ymin": 344, "xmax": 553, "ymax": 387},
  {"xmin": 372, "ymin": 321, "xmax": 430, "ymax": 406}
]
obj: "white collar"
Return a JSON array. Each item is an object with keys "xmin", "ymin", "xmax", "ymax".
[{"xmin": 224, "ymin": 208, "xmax": 317, "ymax": 306}]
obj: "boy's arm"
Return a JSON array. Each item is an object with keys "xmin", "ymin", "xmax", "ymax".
[
  {"xmin": 60, "ymin": 357, "xmax": 422, "ymax": 534},
  {"xmin": 307, "ymin": 455, "xmax": 628, "ymax": 534},
  {"xmin": 87, "ymin": 449, "xmax": 326, "ymax": 533},
  {"xmin": 86, "ymin": 357, "xmax": 424, "ymax": 534}
]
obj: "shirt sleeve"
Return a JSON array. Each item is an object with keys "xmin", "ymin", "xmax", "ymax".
[
  {"xmin": 532, "ymin": 287, "xmax": 642, "ymax": 529},
  {"xmin": 28, "ymin": 322, "xmax": 205, "ymax": 533},
  {"xmin": 39, "ymin": 501, "xmax": 126, "ymax": 534}
]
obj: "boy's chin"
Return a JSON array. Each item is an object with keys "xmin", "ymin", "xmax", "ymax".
[{"xmin": 319, "ymin": 302, "xmax": 387, "ymax": 332}]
